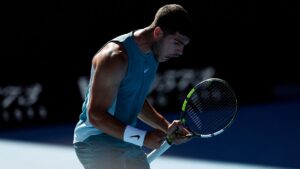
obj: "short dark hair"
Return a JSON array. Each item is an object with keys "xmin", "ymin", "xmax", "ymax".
[{"xmin": 151, "ymin": 4, "xmax": 192, "ymax": 38}]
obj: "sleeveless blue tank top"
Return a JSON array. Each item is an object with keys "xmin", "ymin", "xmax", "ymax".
[{"xmin": 73, "ymin": 31, "xmax": 159, "ymax": 143}]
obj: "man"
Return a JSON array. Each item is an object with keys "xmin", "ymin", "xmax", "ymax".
[{"xmin": 73, "ymin": 4, "xmax": 192, "ymax": 169}]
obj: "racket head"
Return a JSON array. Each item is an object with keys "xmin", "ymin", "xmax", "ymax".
[{"xmin": 180, "ymin": 78, "xmax": 238, "ymax": 138}]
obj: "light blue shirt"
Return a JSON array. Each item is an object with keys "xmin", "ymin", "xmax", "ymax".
[{"xmin": 73, "ymin": 31, "xmax": 159, "ymax": 143}]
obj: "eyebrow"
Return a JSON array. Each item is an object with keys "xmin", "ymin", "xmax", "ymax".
[{"xmin": 175, "ymin": 37, "xmax": 189, "ymax": 46}]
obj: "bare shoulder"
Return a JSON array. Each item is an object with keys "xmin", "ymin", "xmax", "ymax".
[{"xmin": 92, "ymin": 42, "xmax": 128, "ymax": 72}]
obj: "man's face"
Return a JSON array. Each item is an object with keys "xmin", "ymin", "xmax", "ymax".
[{"xmin": 155, "ymin": 32, "xmax": 190, "ymax": 62}]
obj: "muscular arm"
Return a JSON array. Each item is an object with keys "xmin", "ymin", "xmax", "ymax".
[
  {"xmin": 138, "ymin": 99, "xmax": 170, "ymax": 134},
  {"xmin": 88, "ymin": 42, "xmax": 167, "ymax": 149},
  {"xmin": 87, "ymin": 42, "xmax": 128, "ymax": 140}
]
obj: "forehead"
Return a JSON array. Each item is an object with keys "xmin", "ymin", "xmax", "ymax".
[{"xmin": 167, "ymin": 32, "xmax": 190, "ymax": 45}]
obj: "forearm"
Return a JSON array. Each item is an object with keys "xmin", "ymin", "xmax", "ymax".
[
  {"xmin": 89, "ymin": 110, "xmax": 148, "ymax": 147},
  {"xmin": 138, "ymin": 99, "xmax": 170, "ymax": 133},
  {"xmin": 89, "ymin": 110, "xmax": 126, "ymax": 140}
]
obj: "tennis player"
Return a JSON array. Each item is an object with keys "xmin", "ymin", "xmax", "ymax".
[{"xmin": 73, "ymin": 4, "xmax": 192, "ymax": 169}]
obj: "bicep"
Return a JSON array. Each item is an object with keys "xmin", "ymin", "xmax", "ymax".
[{"xmin": 88, "ymin": 46, "xmax": 127, "ymax": 115}]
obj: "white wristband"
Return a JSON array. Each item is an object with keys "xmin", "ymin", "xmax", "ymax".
[{"xmin": 123, "ymin": 125, "xmax": 147, "ymax": 147}]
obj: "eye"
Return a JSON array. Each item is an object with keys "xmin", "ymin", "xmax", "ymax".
[
  {"xmin": 174, "ymin": 40, "xmax": 180, "ymax": 45},
  {"xmin": 174, "ymin": 39, "xmax": 184, "ymax": 46}
]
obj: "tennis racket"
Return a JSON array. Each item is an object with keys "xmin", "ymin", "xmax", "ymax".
[{"xmin": 147, "ymin": 78, "xmax": 238, "ymax": 163}]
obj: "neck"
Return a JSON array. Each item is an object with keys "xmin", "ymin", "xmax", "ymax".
[{"xmin": 133, "ymin": 27, "xmax": 155, "ymax": 54}]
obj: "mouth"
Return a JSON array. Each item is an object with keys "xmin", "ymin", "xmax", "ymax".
[
  {"xmin": 163, "ymin": 56, "xmax": 171, "ymax": 62},
  {"xmin": 160, "ymin": 54, "xmax": 179, "ymax": 62},
  {"xmin": 166, "ymin": 54, "xmax": 179, "ymax": 59}
]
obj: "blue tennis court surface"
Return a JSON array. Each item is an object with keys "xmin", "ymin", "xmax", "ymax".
[
  {"xmin": 1, "ymin": 98, "xmax": 299, "ymax": 169},
  {"xmin": 0, "ymin": 139, "xmax": 286, "ymax": 169}
]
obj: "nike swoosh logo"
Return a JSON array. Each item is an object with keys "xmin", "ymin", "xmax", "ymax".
[
  {"xmin": 144, "ymin": 68, "xmax": 150, "ymax": 73},
  {"xmin": 130, "ymin": 135, "xmax": 140, "ymax": 140}
]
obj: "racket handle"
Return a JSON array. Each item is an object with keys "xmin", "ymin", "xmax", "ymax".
[{"xmin": 147, "ymin": 140, "xmax": 172, "ymax": 163}]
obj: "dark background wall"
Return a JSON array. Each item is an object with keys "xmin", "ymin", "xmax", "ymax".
[{"xmin": 1, "ymin": 0, "xmax": 299, "ymax": 127}]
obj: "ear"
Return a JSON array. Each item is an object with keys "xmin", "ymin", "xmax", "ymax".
[{"xmin": 153, "ymin": 26, "xmax": 164, "ymax": 40}]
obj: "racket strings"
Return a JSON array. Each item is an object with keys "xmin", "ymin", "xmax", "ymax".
[
  {"xmin": 184, "ymin": 80, "xmax": 237, "ymax": 135},
  {"xmin": 202, "ymin": 87, "xmax": 235, "ymax": 132},
  {"xmin": 186, "ymin": 98, "xmax": 232, "ymax": 134}
]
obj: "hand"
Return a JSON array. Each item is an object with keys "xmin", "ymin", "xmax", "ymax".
[
  {"xmin": 144, "ymin": 129, "xmax": 167, "ymax": 149},
  {"xmin": 167, "ymin": 120, "xmax": 192, "ymax": 145}
]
